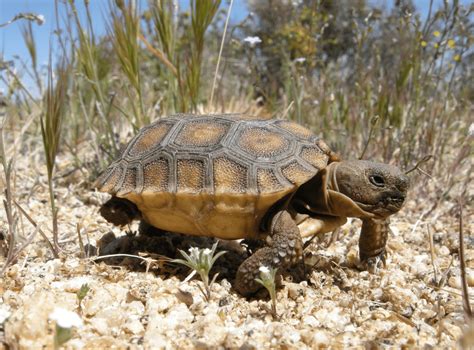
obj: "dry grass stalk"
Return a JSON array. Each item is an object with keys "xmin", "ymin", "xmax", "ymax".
[
  {"xmin": 458, "ymin": 199, "xmax": 472, "ymax": 320},
  {"xmin": 139, "ymin": 32, "xmax": 178, "ymax": 76},
  {"xmin": 428, "ymin": 225, "xmax": 439, "ymax": 284},
  {"xmin": 209, "ymin": 0, "xmax": 234, "ymax": 109},
  {"xmin": 20, "ymin": 22, "xmax": 43, "ymax": 94},
  {"xmin": 13, "ymin": 200, "xmax": 58, "ymax": 258},
  {"xmin": 186, "ymin": 0, "xmax": 221, "ymax": 110},
  {"xmin": 109, "ymin": 0, "xmax": 146, "ymax": 128},
  {"xmin": 0, "ymin": 97, "xmax": 20, "ymax": 274},
  {"xmin": 68, "ymin": 0, "xmax": 120, "ymax": 162},
  {"xmin": 41, "ymin": 58, "xmax": 70, "ymax": 253}
]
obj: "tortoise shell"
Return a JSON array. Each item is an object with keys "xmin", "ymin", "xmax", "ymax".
[{"xmin": 95, "ymin": 114, "xmax": 337, "ymax": 239}]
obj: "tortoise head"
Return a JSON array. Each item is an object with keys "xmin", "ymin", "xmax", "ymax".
[{"xmin": 329, "ymin": 160, "xmax": 409, "ymax": 218}]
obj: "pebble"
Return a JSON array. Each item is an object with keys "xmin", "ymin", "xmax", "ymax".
[
  {"xmin": 286, "ymin": 282, "xmax": 304, "ymax": 300},
  {"xmin": 467, "ymin": 270, "xmax": 474, "ymax": 287},
  {"xmin": 437, "ymin": 245, "xmax": 450, "ymax": 256},
  {"xmin": 124, "ymin": 317, "xmax": 145, "ymax": 335},
  {"xmin": 51, "ymin": 276, "xmax": 93, "ymax": 292},
  {"xmin": 448, "ymin": 276, "xmax": 462, "ymax": 289}
]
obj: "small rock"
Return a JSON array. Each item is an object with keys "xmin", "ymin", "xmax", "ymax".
[
  {"xmin": 147, "ymin": 294, "xmax": 176, "ymax": 313},
  {"xmin": 448, "ymin": 276, "xmax": 462, "ymax": 289},
  {"xmin": 437, "ymin": 245, "xmax": 450, "ymax": 256},
  {"xmin": 311, "ymin": 330, "xmax": 331, "ymax": 346},
  {"xmin": 0, "ymin": 306, "xmax": 11, "ymax": 323},
  {"xmin": 467, "ymin": 270, "xmax": 474, "ymax": 287},
  {"xmin": 127, "ymin": 300, "xmax": 145, "ymax": 315},
  {"xmin": 166, "ymin": 303, "xmax": 194, "ymax": 329},
  {"xmin": 90, "ymin": 317, "xmax": 109, "ymax": 336},
  {"xmin": 313, "ymin": 306, "xmax": 350, "ymax": 331},
  {"xmin": 286, "ymin": 283, "xmax": 304, "ymax": 300},
  {"xmin": 175, "ymin": 288, "xmax": 194, "ymax": 307},
  {"xmin": 51, "ymin": 276, "xmax": 92, "ymax": 292},
  {"xmin": 302, "ymin": 315, "xmax": 318, "ymax": 327},
  {"xmin": 124, "ymin": 318, "xmax": 145, "ymax": 335}
]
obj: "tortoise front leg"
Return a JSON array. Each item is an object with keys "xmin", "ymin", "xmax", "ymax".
[
  {"xmin": 235, "ymin": 210, "xmax": 303, "ymax": 296},
  {"xmin": 359, "ymin": 218, "xmax": 390, "ymax": 272}
]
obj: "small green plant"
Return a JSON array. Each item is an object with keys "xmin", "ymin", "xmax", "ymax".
[
  {"xmin": 172, "ymin": 242, "xmax": 226, "ymax": 301},
  {"xmin": 76, "ymin": 283, "xmax": 90, "ymax": 311},
  {"xmin": 41, "ymin": 59, "xmax": 70, "ymax": 253},
  {"xmin": 49, "ymin": 308, "xmax": 83, "ymax": 349},
  {"xmin": 255, "ymin": 265, "xmax": 279, "ymax": 319}
]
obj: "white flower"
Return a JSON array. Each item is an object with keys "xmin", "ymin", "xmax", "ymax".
[
  {"xmin": 259, "ymin": 265, "xmax": 270, "ymax": 274},
  {"xmin": 469, "ymin": 123, "xmax": 474, "ymax": 137},
  {"xmin": 36, "ymin": 14, "xmax": 45, "ymax": 25},
  {"xmin": 202, "ymin": 248, "xmax": 212, "ymax": 256},
  {"xmin": 243, "ymin": 36, "xmax": 262, "ymax": 47},
  {"xmin": 188, "ymin": 246, "xmax": 200, "ymax": 259},
  {"xmin": 49, "ymin": 308, "xmax": 83, "ymax": 329},
  {"xmin": 294, "ymin": 57, "xmax": 306, "ymax": 63}
]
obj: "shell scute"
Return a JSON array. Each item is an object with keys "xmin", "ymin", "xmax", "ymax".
[
  {"xmin": 237, "ymin": 126, "xmax": 290, "ymax": 159},
  {"xmin": 177, "ymin": 158, "xmax": 206, "ymax": 193},
  {"xmin": 213, "ymin": 155, "xmax": 248, "ymax": 194},
  {"xmin": 173, "ymin": 119, "xmax": 230, "ymax": 149},
  {"xmin": 142, "ymin": 158, "xmax": 169, "ymax": 193},
  {"xmin": 128, "ymin": 121, "xmax": 173, "ymax": 158}
]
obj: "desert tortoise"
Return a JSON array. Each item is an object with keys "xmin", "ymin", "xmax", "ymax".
[{"xmin": 95, "ymin": 113, "xmax": 409, "ymax": 296}]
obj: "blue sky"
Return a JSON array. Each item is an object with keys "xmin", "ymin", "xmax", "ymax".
[{"xmin": 0, "ymin": 0, "xmax": 470, "ymax": 93}]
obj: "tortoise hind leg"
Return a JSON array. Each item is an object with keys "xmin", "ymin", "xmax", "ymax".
[
  {"xmin": 99, "ymin": 196, "xmax": 141, "ymax": 226},
  {"xmin": 235, "ymin": 210, "xmax": 303, "ymax": 296}
]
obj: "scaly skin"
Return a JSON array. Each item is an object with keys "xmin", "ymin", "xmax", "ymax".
[
  {"xmin": 235, "ymin": 210, "xmax": 303, "ymax": 296},
  {"xmin": 359, "ymin": 217, "xmax": 390, "ymax": 272},
  {"xmin": 100, "ymin": 196, "xmax": 141, "ymax": 226}
]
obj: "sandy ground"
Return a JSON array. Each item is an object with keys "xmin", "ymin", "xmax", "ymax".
[{"xmin": 0, "ymin": 145, "xmax": 473, "ymax": 349}]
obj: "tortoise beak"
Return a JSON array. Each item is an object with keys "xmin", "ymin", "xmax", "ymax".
[
  {"xmin": 386, "ymin": 193, "xmax": 406, "ymax": 212},
  {"xmin": 356, "ymin": 189, "xmax": 407, "ymax": 218}
]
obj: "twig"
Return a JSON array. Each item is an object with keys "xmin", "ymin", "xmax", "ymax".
[
  {"xmin": 13, "ymin": 200, "xmax": 59, "ymax": 258},
  {"xmin": 90, "ymin": 253, "xmax": 161, "ymax": 266},
  {"xmin": 427, "ymin": 225, "xmax": 439, "ymax": 284},
  {"xmin": 437, "ymin": 255, "xmax": 454, "ymax": 288},
  {"xmin": 76, "ymin": 223, "xmax": 85, "ymax": 258},
  {"xmin": 405, "ymin": 155, "xmax": 433, "ymax": 175},
  {"xmin": 359, "ymin": 115, "xmax": 379, "ymax": 160},
  {"xmin": 280, "ymin": 101, "xmax": 294, "ymax": 120},
  {"xmin": 458, "ymin": 199, "xmax": 472, "ymax": 319}
]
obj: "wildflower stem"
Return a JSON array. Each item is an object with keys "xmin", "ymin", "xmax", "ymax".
[{"xmin": 209, "ymin": 0, "xmax": 234, "ymax": 108}]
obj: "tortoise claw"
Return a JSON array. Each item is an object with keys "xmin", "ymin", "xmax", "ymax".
[{"xmin": 359, "ymin": 250, "xmax": 386, "ymax": 273}]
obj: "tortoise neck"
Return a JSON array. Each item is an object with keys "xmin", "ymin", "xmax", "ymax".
[
  {"xmin": 325, "ymin": 161, "xmax": 340, "ymax": 193},
  {"xmin": 324, "ymin": 161, "xmax": 375, "ymax": 219}
]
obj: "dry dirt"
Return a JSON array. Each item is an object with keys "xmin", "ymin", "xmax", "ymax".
[{"xmin": 0, "ymin": 144, "xmax": 473, "ymax": 349}]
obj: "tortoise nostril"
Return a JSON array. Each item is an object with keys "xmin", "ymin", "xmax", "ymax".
[{"xmin": 391, "ymin": 194, "xmax": 405, "ymax": 203}]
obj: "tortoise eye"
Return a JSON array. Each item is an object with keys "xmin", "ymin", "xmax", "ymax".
[{"xmin": 369, "ymin": 175, "xmax": 385, "ymax": 187}]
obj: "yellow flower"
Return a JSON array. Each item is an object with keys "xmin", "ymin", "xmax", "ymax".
[
  {"xmin": 421, "ymin": 40, "xmax": 427, "ymax": 47},
  {"xmin": 447, "ymin": 39, "xmax": 455, "ymax": 48},
  {"xmin": 434, "ymin": 43, "xmax": 439, "ymax": 48},
  {"xmin": 433, "ymin": 31, "xmax": 441, "ymax": 37},
  {"xmin": 454, "ymin": 54, "xmax": 461, "ymax": 62}
]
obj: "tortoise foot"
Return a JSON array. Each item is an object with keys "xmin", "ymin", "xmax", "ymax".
[
  {"xmin": 359, "ymin": 250, "xmax": 386, "ymax": 273},
  {"xmin": 234, "ymin": 210, "xmax": 303, "ymax": 297}
]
